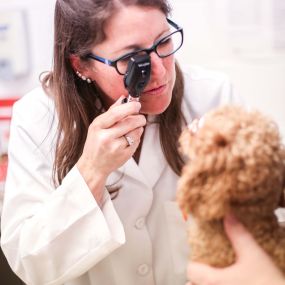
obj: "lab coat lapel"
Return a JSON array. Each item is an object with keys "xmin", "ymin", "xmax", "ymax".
[
  {"xmin": 136, "ymin": 98, "xmax": 194, "ymax": 189},
  {"xmin": 181, "ymin": 96, "xmax": 195, "ymax": 124},
  {"xmin": 106, "ymin": 158, "xmax": 148, "ymax": 188},
  {"xmin": 106, "ymin": 118, "xmax": 167, "ymax": 189},
  {"xmin": 137, "ymin": 101, "xmax": 194, "ymax": 189},
  {"xmin": 138, "ymin": 121, "xmax": 167, "ymax": 189}
]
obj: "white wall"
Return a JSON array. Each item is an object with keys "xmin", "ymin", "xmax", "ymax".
[{"xmin": 170, "ymin": 0, "xmax": 285, "ymax": 141}]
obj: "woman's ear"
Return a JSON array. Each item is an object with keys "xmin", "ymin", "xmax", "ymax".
[
  {"xmin": 70, "ymin": 54, "xmax": 83, "ymax": 73},
  {"xmin": 70, "ymin": 54, "xmax": 93, "ymax": 82}
]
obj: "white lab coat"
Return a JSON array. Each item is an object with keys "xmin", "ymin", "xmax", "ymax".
[{"xmin": 1, "ymin": 66, "xmax": 242, "ymax": 285}]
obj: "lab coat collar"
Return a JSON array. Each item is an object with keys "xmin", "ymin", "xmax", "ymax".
[
  {"xmin": 138, "ymin": 119, "xmax": 167, "ymax": 188},
  {"xmin": 106, "ymin": 117, "xmax": 167, "ymax": 189},
  {"xmin": 181, "ymin": 95, "xmax": 195, "ymax": 124}
]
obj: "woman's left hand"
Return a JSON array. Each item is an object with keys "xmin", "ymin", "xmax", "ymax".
[{"xmin": 186, "ymin": 215, "xmax": 285, "ymax": 285}]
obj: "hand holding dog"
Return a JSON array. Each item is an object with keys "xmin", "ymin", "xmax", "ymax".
[{"xmin": 186, "ymin": 215, "xmax": 285, "ymax": 285}]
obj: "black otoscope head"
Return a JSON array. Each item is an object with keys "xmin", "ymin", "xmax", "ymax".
[{"xmin": 123, "ymin": 54, "xmax": 151, "ymax": 100}]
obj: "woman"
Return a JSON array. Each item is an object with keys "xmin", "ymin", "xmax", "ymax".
[{"xmin": 1, "ymin": 0, "xmax": 241, "ymax": 284}]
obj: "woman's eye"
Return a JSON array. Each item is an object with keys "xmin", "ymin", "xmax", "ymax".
[
  {"xmin": 160, "ymin": 37, "xmax": 172, "ymax": 45},
  {"xmin": 123, "ymin": 55, "xmax": 132, "ymax": 61},
  {"xmin": 120, "ymin": 56, "xmax": 132, "ymax": 63}
]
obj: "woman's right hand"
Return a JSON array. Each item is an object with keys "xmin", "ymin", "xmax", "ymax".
[{"xmin": 76, "ymin": 96, "xmax": 146, "ymax": 203}]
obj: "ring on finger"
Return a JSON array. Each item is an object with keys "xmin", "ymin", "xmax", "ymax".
[{"xmin": 124, "ymin": 135, "xmax": 135, "ymax": 146}]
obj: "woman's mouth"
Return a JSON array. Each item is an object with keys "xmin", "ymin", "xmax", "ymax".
[{"xmin": 142, "ymin": 84, "xmax": 167, "ymax": 96}]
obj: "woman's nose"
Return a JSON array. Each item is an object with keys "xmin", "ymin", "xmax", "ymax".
[{"xmin": 150, "ymin": 52, "xmax": 166, "ymax": 77}]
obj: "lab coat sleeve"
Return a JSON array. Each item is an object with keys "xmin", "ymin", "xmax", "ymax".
[{"xmin": 0, "ymin": 102, "xmax": 125, "ymax": 285}]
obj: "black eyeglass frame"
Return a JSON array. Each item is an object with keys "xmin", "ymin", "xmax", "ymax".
[{"xmin": 85, "ymin": 18, "xmax": 184, "ymax": 75}]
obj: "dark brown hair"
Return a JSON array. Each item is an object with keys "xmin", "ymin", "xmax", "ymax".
[{"xmin": 42, "ymin": 0, "xmax": 186, "ymax": 187}]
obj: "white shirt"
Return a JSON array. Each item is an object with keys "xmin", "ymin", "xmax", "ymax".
[{"xmin": 1, "ymin": 66, "xmax": 242, "ymax": 285}]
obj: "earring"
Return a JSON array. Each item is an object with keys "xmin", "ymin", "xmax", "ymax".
[{"xmin": 76, "ymin": 70, "xmax": 92, "ymax": 83}]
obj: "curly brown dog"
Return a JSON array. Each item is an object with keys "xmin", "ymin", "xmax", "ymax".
[{"xmin": 177, "ymin": 105, "xmax": 285, "ymax": 272}]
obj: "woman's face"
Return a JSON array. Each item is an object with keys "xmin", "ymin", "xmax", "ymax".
[{"xmin": 89, "ymin": 6, "xmax": 176, "ymax": 115}]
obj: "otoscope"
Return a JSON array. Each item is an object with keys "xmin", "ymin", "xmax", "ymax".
[{"xmin": 123, "ymin": 54, "xmax": 151, "ymax": 103}]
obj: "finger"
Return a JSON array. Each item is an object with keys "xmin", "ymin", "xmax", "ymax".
[
  {"xmin": 131, "ymin": 126, "xmax": 145, "ymax": 140},
  {"xmin": 111, "ymin": 115, "xmax": 146, "ymax": 139},
  {"xmin": 188, "ymin": 262, "xmax": 220, "ymax": 285},
  {"xmin": 123, "ymin": 127, "xmax": 144, "ymax": 147},
  {"xmin": 121, "ymin": 133, "xmax": 141, "ymax": 154},
  {"xmin": 109, "ymin": 95, "xmax": 126, "ymax": 109},
  {"xmin": 224, "ymin": 214, "xmax": 259, "ymax": 259},
  {"xmin": 94, "ymin": 101, "xmax": 141, "ymax": 129},
  {"xmin": 112, "ymin": 134, "xmax": 135, "ymax": 150}
]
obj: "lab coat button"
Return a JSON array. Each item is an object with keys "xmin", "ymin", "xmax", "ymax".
[
  {"xmin": 137, "ymin": 263, "xmax": 149, "ymax": 276},
  {"xmin": 135, "ymin": 217, "xmax": 145, "ymax": 229}
]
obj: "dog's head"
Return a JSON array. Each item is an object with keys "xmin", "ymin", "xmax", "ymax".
[{"xmin": 177, "ymin": 105, "xmax": 285, "ymax": 221}]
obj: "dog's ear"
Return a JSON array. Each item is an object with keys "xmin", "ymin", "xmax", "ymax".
[
  {"xmin": 194, "ymin": 176, "xmax": 230, "ymax": 220},
  {"xmin": 177, "ymin": 175, "xmax": 230, "ymax": 221},
  {"xmin": 177, "ymin": 152, "xmax": 231, "ymax": 221},
  {"xmin": 177, "ymin": 119, "xmax": 233, "ymax": 220}
]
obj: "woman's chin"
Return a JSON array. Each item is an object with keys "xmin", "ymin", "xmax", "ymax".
[{"xmin": 140, "ymin": 100, "xmax": 171, "ymax": 115}]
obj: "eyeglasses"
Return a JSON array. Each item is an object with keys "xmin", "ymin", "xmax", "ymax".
[{"xmin": 85, "ymin": 18, "xmax": 183, "ymax": 75}]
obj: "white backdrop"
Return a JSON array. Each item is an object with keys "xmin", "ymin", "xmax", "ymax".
[{"xmin": 171, "ymin": 0, "xmax": 285, "ymax": 141}]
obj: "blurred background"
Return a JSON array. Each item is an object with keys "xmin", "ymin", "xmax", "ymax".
[
  {"xmin": 172, "ymin": 0, "xmax": 285, "ymax": 138},
  {"xmin": 0, "ymin": 0, "xmax": 284, "ymax": 283}
]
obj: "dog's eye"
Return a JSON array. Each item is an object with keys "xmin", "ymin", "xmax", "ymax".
[{"xmin": 214, "ymin": 134, "xmax": 228, "ymax": 147}]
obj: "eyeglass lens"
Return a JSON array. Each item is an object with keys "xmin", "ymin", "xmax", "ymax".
[{"xmin": 116, "ymin": 31, "xmax": 182, "ymax": 74}]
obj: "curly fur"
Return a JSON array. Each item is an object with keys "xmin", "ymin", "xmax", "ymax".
[{"xmin": 177, "ymin": 105, "xmax": 285, "ymax": 271}]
